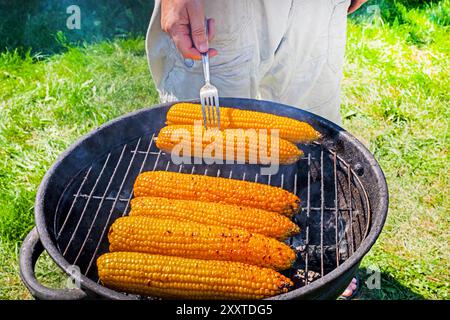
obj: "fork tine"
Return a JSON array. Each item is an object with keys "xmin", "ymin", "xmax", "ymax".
[
  {"xmin": 207, "ymin": 96, "xmax": 213, "ymax": 129},
  {"xmin": 209, "ymin": 96, "xmax": 216, "ymax": 128},
  {"xmin": 213, "ymin": 95, "xmax": 220, "ymax": 129},
  {"xmin": 204, "ymin": 96, "xmax": 208, "ymax": 128},
  {"xmin": 200, "ymin": 98, "xmax": 208, "ymax": 129},
  {"xmin": 199, "ymin": 18, "xmax": 220, "ymax": 130}
]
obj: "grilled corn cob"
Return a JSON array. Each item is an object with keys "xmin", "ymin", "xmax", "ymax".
[
  {"xmin": 97, "ymin": 252, "xmax": 294, "ymax": 299},
  {"xmin": 166, "ymin": 103, "xmax": 321, "ymax": 143},
  {"xmin": 156, "ymin": 125, "xmax": 302, "ymax": 165},
  {"xmin": 130, "ymin": 196, "xmax": 300, "ymax": 240},
  {"xmin": 108, "ymin": 216, "xmax": 297, "ymax": 270},
  {"xmin": 133, "ymin": 171, "xmax": 300, "ymax": 217}
]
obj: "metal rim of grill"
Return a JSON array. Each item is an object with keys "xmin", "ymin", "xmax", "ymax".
[{"xmin": 23, "ymin": 98, "xmax": 388, "ymax": 300}]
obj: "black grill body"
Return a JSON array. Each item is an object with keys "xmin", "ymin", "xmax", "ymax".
[{"xmin": 19, "ymin": 98, "xmax": 388, "ymax": 300}]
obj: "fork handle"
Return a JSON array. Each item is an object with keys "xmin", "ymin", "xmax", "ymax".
[
  {"xmin": 201, "ymin": 53, "xmax": 210, "ymax": 84},
  {"xmin": 201, "ymin": 18, "xmax": 210, "ymax": 84}
]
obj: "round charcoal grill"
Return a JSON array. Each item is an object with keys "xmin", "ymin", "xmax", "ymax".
[{"xmin": 19, "ymin": 98, "xmax": 388, "ymax": 300}]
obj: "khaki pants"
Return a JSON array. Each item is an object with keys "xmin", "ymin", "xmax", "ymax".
[{"xmin": 146, "ymin": 0, "xmax": 351, "ymax": 124}]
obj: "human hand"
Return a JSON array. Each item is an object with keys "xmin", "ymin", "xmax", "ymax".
[
  {"xmin": 161, "ymin": 0, "xmax": 217, "ymax": 60},
  {"xmin": 348, "ymin": 0, "xmax": 368, "ymax": 14}
]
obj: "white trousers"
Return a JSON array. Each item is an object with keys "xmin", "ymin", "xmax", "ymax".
[{"xmin": 146, "ymin": 0, "xmax": 351, "ymax": 124}]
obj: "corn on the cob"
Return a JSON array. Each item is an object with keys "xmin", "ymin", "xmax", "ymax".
[
  {"xmin": 156, "ymin": 125, "xmax": 302, "ymax": 165},
  {"xmin": 97, "ymin": 252, "xmax": 294, "ymax": 299},
  {"xmin": 133, "ymin": 171, "xmax": 300, "ymax": 217},
  {"xmin": 130, "ymin": 196, "xmax": 300, "ymax": 240},
  {"xmin": 166, "ymin": 103, "xmax": 321, "ymax": 143},
  {"xmin": 108, "ymin": 216, "xmax": 297, "ymax": 270}
]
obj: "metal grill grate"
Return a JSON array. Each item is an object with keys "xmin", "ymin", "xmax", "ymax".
[{"xmin": 53, "ymin": 131, "xmax": 371, "ymax": 290}]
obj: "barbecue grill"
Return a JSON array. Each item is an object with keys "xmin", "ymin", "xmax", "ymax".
[{"xmin": 19, "ymin": 98, "xmax": 388, "ymax": 300}]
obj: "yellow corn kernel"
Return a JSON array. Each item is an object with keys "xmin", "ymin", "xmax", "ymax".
[
  {"xmin": 97, "ymin": 252, "xmax": 294, "ymax": 299},
  {"xmin": 156, "ymin": 125, "xmax": 303, "ymax": 165},
  {"xmin": 108, "ymin": 216, "xmax": 297, "ymax": 270},
  {"xmin": 166, "ymin": 103, "xmax": 321, "ymax": 143},
  {"xmin": 130, "ymin": 196, "xmax": 300, "ymax": 240},
  {"xmin": 133, "ymin": 171, "xmax": 300, "ymax": 217}
]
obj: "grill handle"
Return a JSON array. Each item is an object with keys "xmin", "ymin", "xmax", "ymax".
[{"xmin": 19, "ymin": 227, "xmax": 87, "ymax": 300}]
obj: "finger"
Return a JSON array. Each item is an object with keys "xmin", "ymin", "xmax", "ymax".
[
  {"xmin": 348, "ymin": 4, "xmax": 357, "ymax": 14},
  {"xmin": 207, "ymin": 18, "xmax": 216, "ymax": 42},
  {"xmin": 186, "ymin": 1, "xmax": 208, "ymax": 53},
  {"xmin": 182, "ymin": 48, "xmax": 218, "ymax": 60},
  {"xmin": 208, "ymin": 48, "xmax": 218, "ymax": 58},
  {"xmin": 171, "ymin": 32, "xmax": 203, "ymax": 60},
  {"xmin": 348, "ymin": 0, "xmax": 366, "ymax": 14},
  {"xmin": 172, "ymin": 31, "xmax": 218, "ymax": 60}
]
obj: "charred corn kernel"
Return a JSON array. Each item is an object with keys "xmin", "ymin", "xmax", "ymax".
[
  {"xmin": 133, "ymin": 171, "xmax": 300, "ymax": 217},
  {"xmin": 108, "ymin": 216, "xmax": 297, "ymax": 270},
  {"xmin": 97, "ymin": 252, "xmax": 294, "ymax": 299},
  {"xmin": 156, "ymin": 125, "xmax": 302, "ymax": 165},
  {"xmin": 130, "ymin": 197, "xmax": 300, "ymax": 240},
  {"xmin": 166, "ymin": 103, "xmax": 321, "ymax": 143}
]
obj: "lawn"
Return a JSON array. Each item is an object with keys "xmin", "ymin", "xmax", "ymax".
[{"xmin": 0, "ymin": 1, "xmax": 448, "ymax": 299}]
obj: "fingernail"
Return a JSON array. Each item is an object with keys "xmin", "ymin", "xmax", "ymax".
[{"xmin": 199, "ymin": 43, "xmax": 208, "ymax": 53}]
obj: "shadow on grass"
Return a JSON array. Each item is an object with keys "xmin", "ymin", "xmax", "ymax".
[{"xmin": 355, "ymin": 268, "xmax": 425, "ymax": 300}]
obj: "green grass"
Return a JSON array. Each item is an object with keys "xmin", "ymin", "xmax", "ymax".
[
  {"xmin": 0, "ymin": 1, "xmax": 449, "ymax": 299},
  {"xmin": 342, "ymin": 1, "xmax": 449, "ymax": 299},
  {"xmin": 0, "ymin": 38, "xmax": 159, "ymax": 299}
]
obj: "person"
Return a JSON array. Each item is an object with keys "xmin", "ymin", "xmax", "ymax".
[{"xmin": 145, "ymin": 0, "xmax": 367, "ymax": 298}]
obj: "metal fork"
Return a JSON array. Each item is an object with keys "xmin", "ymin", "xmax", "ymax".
[{"xmin": 200, "ymin": 20, "xmax": 220, "ymax": 129}]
